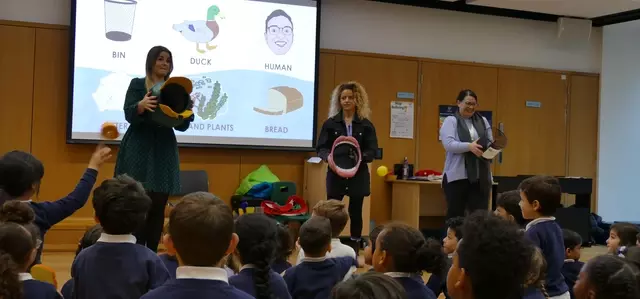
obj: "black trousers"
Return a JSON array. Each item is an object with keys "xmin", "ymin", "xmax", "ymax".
[
  {"xmin": 327, "ymin": 193, "xmax": 364, "ymax": 239},
  {"xmin": 135, "ymin": 191, "xmax": 169, "ymax": 252},
  {"xmin": 442, "ymin": 174, "xmax": 490, "ymax": 220}
]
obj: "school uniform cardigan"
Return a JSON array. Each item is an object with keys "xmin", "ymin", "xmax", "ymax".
[
  {"xmin": 387, "ymin": 272, "xmax": 436, "ymax": 299},
  {"xmin": 525, "ymin": 218, "xmax": 570, "ymax": 297},
  {"xmin": 71, "ymin": 234, "xmax": 170, "ymax": 299},
  {"xmin": 283, "ymin": 256, "xmax": 357, "ymax": 299},
  {"xmin": 229, "ymin": 265, "xmax": 292, "ymax": 299},
  {"xmin": 30, "ymin": 168, "xmax": 98, "ymax": 263},
  {"xmin": 141, "ymin": 266, "xmax": 254, "ymax": 299},
  {"xmin": 20, "ymin": 273, "xmax": 62, "ymax": 299}
]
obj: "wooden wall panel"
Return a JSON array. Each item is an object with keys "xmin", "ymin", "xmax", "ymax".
[
  {"xmin": 0, "ymin": 25, "xmax": 35, "ymax": 153},
  {"xmin": 568, "ymin": 75, "xmax": 599, "ymax": 208},
  {"xmin": 332, "ymin": 54, "xmax": 419, "ymax": 224},
  {"xmin": 418, "ymin": 62, "xmax": 498, "ymax": 172},
  {"xmin": 495, "ymin": 69, "xmax": 569, "ymax": 177},
  {"xmin": 316, "ymin": 53, "xmax": 336, "ymax": 139}
]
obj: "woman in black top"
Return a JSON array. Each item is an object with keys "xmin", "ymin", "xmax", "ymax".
[{"xmin": 317, "ymin": 81, "xmax": 378, "ymax": 248}]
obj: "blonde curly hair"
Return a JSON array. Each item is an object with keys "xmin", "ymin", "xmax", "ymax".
[{"xmin": 328, "ymin": 81, "xmax": 371, "ymax": 120}]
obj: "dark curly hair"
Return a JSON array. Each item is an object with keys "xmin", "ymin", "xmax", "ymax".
[
  {"xmin": 583, "ymin": 254, "xmax": 640, "ymax": 299},
  {"xmin": 0, "ymin": 201, "xmax": 35, "ymax": 225},
  {"xmin": 235, "ymin": 213, "xmax": 279, "ymax": 299},
  {"xmin": 0, "ymin": 222, "xmax": 37, "ymax": 299},
  {"xmin": 457, "ymin": 211, "xmax": 531, "ymax": 299},
  {"xmin": 445, "ymin": 217, "xmax": 465, "ymax": 240},
  {"xmin": 331, "ymin": 271, "xmax": 407, "ymax": 299},
  {"xmin": 378, "ymin": 223, "xmax": 446, "ymax": 275}
]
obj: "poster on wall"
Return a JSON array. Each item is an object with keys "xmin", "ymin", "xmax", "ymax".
[{"xmin": 438, "ymin": 105, "xmax": 493, "ymax": 141}]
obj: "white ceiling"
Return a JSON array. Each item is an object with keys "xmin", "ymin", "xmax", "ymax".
[{"xmin": 469, "ymin": 0, "xmax": 640, "ymax": 18}]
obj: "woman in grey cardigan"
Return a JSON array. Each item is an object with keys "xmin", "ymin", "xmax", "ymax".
[{"xmin": 439, "ymin": 89, "xmax": 493, "ymax": 220}]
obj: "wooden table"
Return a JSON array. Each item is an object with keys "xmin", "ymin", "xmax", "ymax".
[{"xmin": 387, "ymin": 178, "xmax": 493, "ymax": 229}]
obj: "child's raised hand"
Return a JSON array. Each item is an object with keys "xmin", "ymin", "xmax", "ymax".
[{"xmin": 88, "ymin": 144, "xmax": 112, "ymax": 170}]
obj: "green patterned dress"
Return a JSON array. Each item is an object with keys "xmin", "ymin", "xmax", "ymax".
[{"xmin": 114, "ymin": 78, "xmax": 192, "ymax": 195}]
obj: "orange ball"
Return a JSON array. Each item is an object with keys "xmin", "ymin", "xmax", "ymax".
[{"xmin": 101, "ymin": 122, "xmax": 119, "ymax": 140}]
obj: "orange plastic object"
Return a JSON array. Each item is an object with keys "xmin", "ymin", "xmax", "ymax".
[{"xmin": 101, "ymin": 122, "xmax": 119, "ymax": 140}]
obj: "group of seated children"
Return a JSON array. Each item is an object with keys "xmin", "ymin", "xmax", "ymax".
[{"xmin": 4, "ymin": 159, "xmax": 640, "ymax": 299}]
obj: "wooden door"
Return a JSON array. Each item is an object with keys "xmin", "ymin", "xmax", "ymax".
[
  {"xmin": 495, "ymin": 69, "xmax": 568, "ymax": 176},
  {"xmin": 567, "ymin": 75, "xmax": 599, "ymax": 208},
  {"xmin": 418, "ymin": 62, "xmax": 498, "ymax": 172},
  {"xmin": 332, "ymin": 54, "xmax": 419, "ymax": 223}
]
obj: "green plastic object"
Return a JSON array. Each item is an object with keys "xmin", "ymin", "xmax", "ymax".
[
  {"xmin": 270, "ymin": 181, "xmax": 296, "ymax": 206},
  {"xmin": 235, "ymin": 165, "xmax": 280, "ymax": 195}
]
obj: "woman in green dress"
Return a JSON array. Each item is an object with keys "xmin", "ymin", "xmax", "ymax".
[{"xmin": 114, "ymin": 46, "xmax": 193, "ymax": 252}]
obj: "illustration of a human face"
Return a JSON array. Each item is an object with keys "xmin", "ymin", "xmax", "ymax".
[{"xmin": 265, "ymin": 14, "xmax": 293, "ymax": 55}]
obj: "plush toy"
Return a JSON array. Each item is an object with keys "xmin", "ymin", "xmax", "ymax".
[
  {"xmin": 149, "ymin": 77, "xmax": 194, "ymax": 128},
  {"xmin": 327, "ymin": 136, "xmax": 362, "ymax": 179}
]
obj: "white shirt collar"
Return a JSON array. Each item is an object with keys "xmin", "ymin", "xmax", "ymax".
[
  {"xmin": 564, "ymin": 259, "xmax": 576, "ymax": 263},
  {"xmin": 240, "ymin": 264, "xmax": 255, "ymax": 271},
  {"xmin": 176, "ymin": 266, "xmax": 229, "ymax": 283},
  {"xmin": 385, "ymin": 272, "xmax": 419, "ymax": 278},
  {"xmin": 525, "ymin": 217, "xmax": 556, "ymax": 231},
  {"xmin": 301, "ymin": 256, "xmax": 327, "ymax": 263},
  {"xmin": 97, "ymin": 233, "xmax": 137, "ymax": 244},
  {"xmin": 19, "ymin": 273, "xmax": 33, "ymax": 281}
]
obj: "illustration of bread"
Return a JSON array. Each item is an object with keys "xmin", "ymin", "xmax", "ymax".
[{"xmin": 253, "ymin": 86, "xmax": 303, "ymax": 115}]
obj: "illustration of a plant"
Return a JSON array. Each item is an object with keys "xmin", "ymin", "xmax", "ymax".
[{"xmin": 192, "ymin": 78, "xmax": 228, "ymax": 120}]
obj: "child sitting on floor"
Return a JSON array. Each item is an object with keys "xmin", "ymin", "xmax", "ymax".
[
  {"xmin": 296, "ymin": 200, "xmax": 355, "ymax": 264},
  {"xmin": 60, "ymin": 224, "xmax": 103, "ymax": 299},
  {"xmin": 141, "ymin": 192, "xmax": 253, "ymax": 299},
  {"xmin": 0, "ymin": 146, "xmax": 111, "ymax": 264},
  {"xmin": 372, "ymin": 223, "xmax": 446, "ymax": 299},
  {"xmin": 519, "ymin": 175, "xmax": 570, "ymax": 299},
  {"xmin": 573, "ymin": 249, "xmax": 640, "ymax": 299},
  {"xmin": 0, "ymin": 203, "xmax": 61, "ymax": 299},
  {"xmin": 363, "ymin": 225, "xmax": 383, "ymax": 268},
  {"xmin": 284, "ymin": 216, "xmax": 358, "ymax": 299},
  {"xmin": 71, "ymin": 175, "xmax": 170, "ymax": 299},
  {"xmin": 561, "ymin": 229, "xmax": 584, "ymax": 299},
  {"xmin": 447, "ymin": 211, "xmax": 533, "ymax": 299},
  {"xmin": 331, "ymin": 271, "xmax": 407, "ymax": 299},
  {"xmin": 494, "ymin": 190, "xmax": 527, "ymax": 228},
  {"xmin": 271, "ymin": 222, "xmax": 293, "ymax": 274},
  {"xmin": 606, "ymin": 222, "xmax": 640, "ymax": 256},
  {"xmin": 229, "ymin": 213, "xmax": 291, "ymax": 299},
  {"xmin": 159, "ymin": 223, "xmax": 179, "ymax": 279},
  {"xmin": 426, "ymin": 217, "xmax": 463, "ymax": 299}
]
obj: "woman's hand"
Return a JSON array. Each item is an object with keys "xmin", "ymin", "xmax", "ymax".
[
  {"xmin": 137, "ymin": 91, "xmax": 157, "ymax": 114},
  {"xmin": 468, "ymin": 139, "xmax": 484, "ymax": 157},
  {"xmin": 88, "ymin": 144, "xmax": 112, "ymax": 170}
]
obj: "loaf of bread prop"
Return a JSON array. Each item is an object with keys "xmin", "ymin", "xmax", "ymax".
[
  {"xmin": 149, "ymin": 77, "xmax": 194, "ymax": 128},
  {"xmin": 253, "ymin": 86, "xmax": 303, "ymax": 115}
]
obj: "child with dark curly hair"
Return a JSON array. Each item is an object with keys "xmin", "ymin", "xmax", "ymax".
[
  {"xmin": 229, "ymin": 214, "xmax": 291, "ymax": 299},
  {"xmin": 331, "ymin": 271, "xmax": 407, "ymax": 299},
  {"xmin": 372, "ymin": 223, "xmax": 446, "ymax": 299},
  {"xmin": 447, "ymin": 211, "xmax": 532, "ymax": 299},
  {"xmin": 573, "ymin": 250, "xmax": 640, "ymax": 299},
  {"xmin": 606, "ymin": 222, "xmax": 640, "ymax": 256}
]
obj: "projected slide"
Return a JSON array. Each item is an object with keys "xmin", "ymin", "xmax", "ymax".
[{"xmin": 69, "ymin": 0, "xmax": 318, "ymax": 148}]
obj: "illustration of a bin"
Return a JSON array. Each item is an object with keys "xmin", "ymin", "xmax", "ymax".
[{"xmin": 104, "ymin": 0, "xmax": 137, "ymax": 42}]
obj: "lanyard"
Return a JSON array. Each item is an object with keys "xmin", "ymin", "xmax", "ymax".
[{"xmin": 346, "ymin": 124, "xmax": 352, "ymax": 137}]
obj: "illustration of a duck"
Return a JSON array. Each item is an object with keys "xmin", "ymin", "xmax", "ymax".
[{"xmin": 173, "ymin": 5, "xmax": 224, "ymax": 54}]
